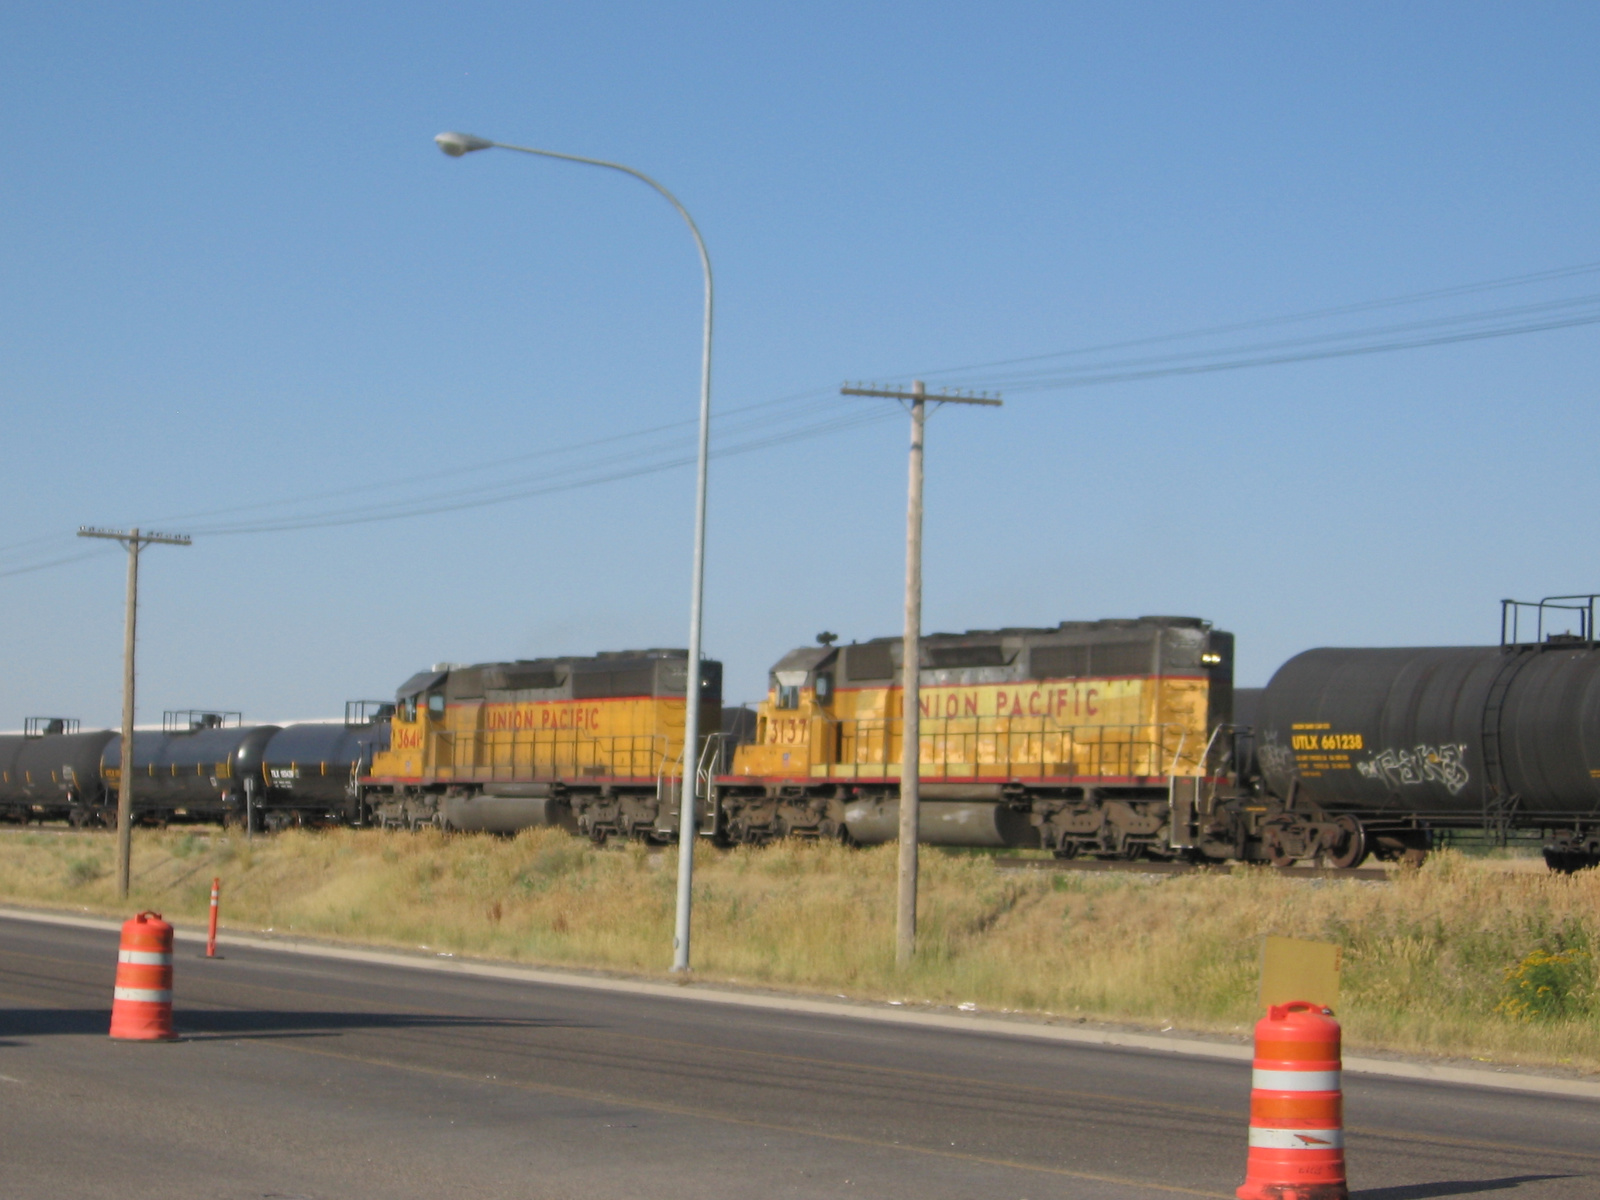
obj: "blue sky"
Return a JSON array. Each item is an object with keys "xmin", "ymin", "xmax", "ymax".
[{"xmin": 2, "ymin": 3, "xmax": 1597, "ymax": 727}]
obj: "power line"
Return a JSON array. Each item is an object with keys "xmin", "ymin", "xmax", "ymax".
[
  {"xmin": 984, "ymin": 308, "xmax": 1600, "ymax": 392},
  {"xmin": 908, "ymin": 258, "xmax": 1600, "ymax": 382},
  {"xmin": 0, "ymin": 548, "xmax": 119, "ymax": 580},
  {"xmin": 0, "ymin": 391, "xmax": 883, "ymax": 576},
  {"xmin": 184, "ymin": 404, "xmax": 901, "ymax": 535},
  {"xmin": 137, "ymin": 385, "xmax": 840, "ymax": 528},
  {"xmin": 6, "ymin": 257, "xmax": 1597, "ymax": 576},
  {"xmin": 971, "ymin": 292, "xmax": 1600, "ymax": 385}
]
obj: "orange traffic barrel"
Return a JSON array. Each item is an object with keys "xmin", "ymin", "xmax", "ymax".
[
  {"xmin": 1237, "ymin": 1000, "xmax": 1346, "ymax": 1200},
  {"xmin": 109, "ymin": 911, "xmax": 179, "ymax": 1042}
]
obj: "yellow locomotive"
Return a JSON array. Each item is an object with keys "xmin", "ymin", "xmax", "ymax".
[
  {"xmin": 365, "ymin": 650, "xmax": 722, "ymax": 841},
  {"xmin": 722, "ymin": 617, "xmax": 1236, "ymax": 856}
]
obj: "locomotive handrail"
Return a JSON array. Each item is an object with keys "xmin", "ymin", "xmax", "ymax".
[
  {"xmin": 695, "ymin": 732, "xmax": 727, "ymax": 835},
  {"xmin": 429, "ymin": 724, "xmax": 678, "ymax": 781},
  {"xmin": 826, "ymin": 717, "xmax": 1200, "ymax": 778},
  {"xmin": 1166, "ymin": 729, "xmax": 1189, "ymax": 778}
]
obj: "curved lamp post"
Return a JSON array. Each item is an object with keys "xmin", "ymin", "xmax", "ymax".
[{"xmin": 435, "ymin": 131, "xmax": 711, "ymax": 973}]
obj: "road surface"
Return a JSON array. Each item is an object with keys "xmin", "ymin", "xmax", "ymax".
[{"xmin": 1, "ymin": 915, "xmax": 1596, "ymax": 1199}]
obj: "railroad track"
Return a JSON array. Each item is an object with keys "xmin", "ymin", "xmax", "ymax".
[
  {"xmin": 0, "ymin": 824, "xmax": 1395, "ymax": 879},
  {"xmin": 993, "ymin": 856, "xmax": 1392, "ymax": 880}
]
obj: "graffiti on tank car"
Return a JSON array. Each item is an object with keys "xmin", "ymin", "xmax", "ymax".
[
  {"xmin": 1257, "ymin": 737, "xmax": 1294, "ymax": 782},
  {"xmin": 1358, "ymin": 744, "xmax": 1470, "ymax": 794}
]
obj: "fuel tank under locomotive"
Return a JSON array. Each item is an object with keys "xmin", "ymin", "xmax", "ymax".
[
  {"xmin": 1255, "ymin": 642, "xmax": 1600, "ymax": 864},
  {"xmin": 842, "ymin": 792, "xmax": 1040, "ymax": 848}
]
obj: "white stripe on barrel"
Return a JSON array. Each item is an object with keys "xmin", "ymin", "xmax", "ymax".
[
  {"xmin": 1251, "ymin": 1068, "xmax": 1341, "ymax": 1092},
  {"xmin": 112, "ymin": 986, "xmax": 172, "ymax": 1003},
  {"xmin": 117, "ymin": 950, "xmax": 172, "ymax": 966},
  {"xmin": 1247, "ymin": 1127, "xmax": 1345, "ymax": 1150}
]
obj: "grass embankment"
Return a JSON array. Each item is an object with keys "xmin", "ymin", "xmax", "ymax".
[{"xmin": 3, "ymin": 828, "xmax": 1597, "ymax": 1072}]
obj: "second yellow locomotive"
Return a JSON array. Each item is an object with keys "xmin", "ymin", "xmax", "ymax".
[{"xmin": 366, "ymin": 649, "xmax": 722, "ymax": 841}]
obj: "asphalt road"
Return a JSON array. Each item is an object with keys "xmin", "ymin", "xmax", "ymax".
[{"xmin": 1, "ymin": 917, "xmax": 1597, "ymax": 1200}]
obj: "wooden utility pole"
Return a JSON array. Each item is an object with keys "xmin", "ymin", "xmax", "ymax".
[
  {"xmin": 840, "ymin": 381, "xmax": 1000, "ymax": 964},
  {"xmin": 77, "ymin": 526, "xmax": 192, "ymax": 898}
]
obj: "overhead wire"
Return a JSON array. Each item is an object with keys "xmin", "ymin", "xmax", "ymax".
[
  {"xmin": 4, "ymin": 257, "xmax": 1597, "ymax": 576},
  {"xmin": 974, "ymin": 292, "xmax": 1600, "ymax": 382},
  {"xmin": 0, "ymin": 388, "xmax": 877, "ymax": 576},
  {"xmin": 180, "ymin": 393, "xmax": 881, "ymax": 534},
  {"xmin": 909, "ymin": 258, "xmax": 1600, "ymax": 383},
  {"xmin": 183, "ymin": 400, "xmax": 901, "ymax": 535},
  {"xmin": 944, "ymin": 293, "xmax": 1600, "ymax": 392},
  {"xmin": 0, "ymin": 548, "xmax": 120, "ymax": 580},
  {"xmin": 976, "ymin": 309, "xmax": 1600, "ymax": 392},
  {"xmin": 139, "ymin": 385, "xmax": 839, "ymax": 528}
]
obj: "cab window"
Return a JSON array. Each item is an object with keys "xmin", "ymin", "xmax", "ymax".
[
  {"xmin": 427, "ymin": 693, "xmax": 445, "ymax": 719},
  {"xmin": 776, "ymin": 683, "xmax": 800, "ymax": 709},
  {"xmin": 814, "ymin": 673, "xmax": 833, "ymax": 704}
]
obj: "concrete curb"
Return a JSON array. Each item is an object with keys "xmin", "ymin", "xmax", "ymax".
[{"xmin": 7, "ymin": 904, "xmax": 1599, "ymax": 1101}]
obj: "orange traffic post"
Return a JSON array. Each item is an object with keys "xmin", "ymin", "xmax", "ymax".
[
  {"xmin": 1237, "ymin": 1000, "xmax": 1347, "ymax": 1200},
  {"xmin": 110, "ymin": 911, "xmax": 179, "ymax": 1041},
  {"xmin": 205, "ymin": 878, "xmax": 220, "ymax": 958}
]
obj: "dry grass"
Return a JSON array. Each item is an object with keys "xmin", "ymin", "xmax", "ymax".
[{"xmin": 3, "ymin": 828, "xmax": 1598, "ymax": 1073}]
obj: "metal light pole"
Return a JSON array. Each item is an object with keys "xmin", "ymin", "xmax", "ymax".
[
  {"xmin": 76, "ymin": 526, "xmax": 192, "ymax": 898},
  {"xmin": 840, "ymin": 382, "xmax": 1000, "ymax": 963},
  {"xmin": 435, "ymin": 131, "xmax": 713, "ymax": 972}
]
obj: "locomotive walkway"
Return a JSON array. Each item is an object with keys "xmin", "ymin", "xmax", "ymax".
[{"xmin": 1, "ymin": 916, "xmax": 1597, "ymax": 1199}]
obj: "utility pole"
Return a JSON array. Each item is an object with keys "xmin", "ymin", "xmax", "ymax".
[
  {"xmin": 77, "ymin": 526, "xmax": 192, "ymax": 898},
  {"xmin": 840, "ymin": 381, "xmax": 1000, "ymax": 964}
]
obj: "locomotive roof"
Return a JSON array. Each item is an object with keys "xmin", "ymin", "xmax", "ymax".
[
  {"xmin": 396, "ymin": 650, "xmax": 728, "ymax": 703},
  {"xmin": 850, "ymin": 615, "xmax": 1212, "ymax": 646},
  {"xmin": 765, "ymin": 617, "xmax": 1227, "ymax": 683}
]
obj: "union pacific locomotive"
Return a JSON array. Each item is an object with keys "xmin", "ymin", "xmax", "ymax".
[
  {"xmin": 363, "ymin": 650, "xmax": 721, "ymax": 840},
  {"xmin": 718, "ymin": 617, "xmax": 1237, "ymax": 856}
]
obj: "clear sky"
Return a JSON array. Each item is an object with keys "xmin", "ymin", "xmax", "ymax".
[{"xmin": 3, "ymin": 3, "xmax": 1598, "ymax": 728}]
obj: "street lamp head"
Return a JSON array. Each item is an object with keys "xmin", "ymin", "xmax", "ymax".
[{"xmin": 435, "ymin": 131, "xmax": 494, "ymax": 157}]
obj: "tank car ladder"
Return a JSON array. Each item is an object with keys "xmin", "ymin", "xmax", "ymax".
[{"xmin": 1479, "ymin": 650, "xmax": 1532, "ymax": 846}]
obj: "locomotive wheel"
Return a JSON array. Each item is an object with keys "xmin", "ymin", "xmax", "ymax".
[
  {"xmin": 1264, "ymin": 827, "xmax": 1297, "ymax": 868},
  {"xmin": 1328, "ymin": 816, "xmax": 1368, "ymax": 869}
]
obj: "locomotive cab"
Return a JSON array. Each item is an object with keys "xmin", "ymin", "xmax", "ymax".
[
  {"xmin": 733, "ymin": 645, "xmax": 839, "ymax": 778},
  {"xmin": 373, "ymin": 667, "xmax": 448, "ymax": 780}
]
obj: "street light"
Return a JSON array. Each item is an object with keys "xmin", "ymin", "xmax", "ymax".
[{"xmin": 434, "ymin": 131, "xmax": 712, "ymax": 973}]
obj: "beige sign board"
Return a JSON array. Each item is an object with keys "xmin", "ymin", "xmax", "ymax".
[{"xmin": 1260, "ymin": 935, "xmax": 1341, "ymax": 1013}]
